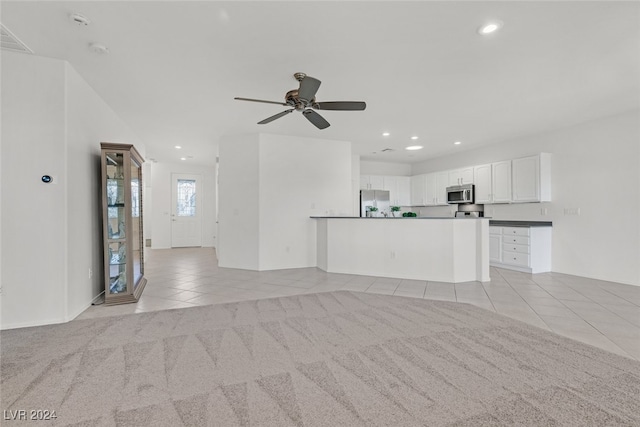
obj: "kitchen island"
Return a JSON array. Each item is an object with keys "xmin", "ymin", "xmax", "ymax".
[{"xmin": 312, "ymin": 217, "xmax": 490, "ymax": 283}]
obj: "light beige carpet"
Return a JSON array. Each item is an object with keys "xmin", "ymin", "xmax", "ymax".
[{"xmin": 2, "ymin": 291, "xmax": 639, "ymax": 426}]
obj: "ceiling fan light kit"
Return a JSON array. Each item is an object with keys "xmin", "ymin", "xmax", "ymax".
[{"xmin": 235, "ymin": 73, "xmax": 366, "ymax": 129}]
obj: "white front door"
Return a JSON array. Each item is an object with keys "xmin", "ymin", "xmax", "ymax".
[{"xmin": 171, "ymin": 173, "xmax": 202, "ymax": 247}]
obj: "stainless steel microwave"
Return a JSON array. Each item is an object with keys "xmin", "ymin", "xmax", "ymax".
[{"xmin": 446, "ymin": 184, "xmax": 474, "ymax": 204}]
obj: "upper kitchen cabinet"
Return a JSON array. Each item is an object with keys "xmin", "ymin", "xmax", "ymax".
[
  {"xmin": 410, "ymin": 174, "xmax": 427, "ymax": 206},
  {"xmin": 492, "ymin": 160, "xmax": 513, "ymax": 203},
  {"xmin": 412, "ymin": 173, "xmax": 442, "ymax": 206},
  {"xmin": 474, "ymin": 164, "xmax": 492, "ymax": 204},
  {"xmin": 449, "ymin": 167, "xmax": 474, "ymax": 186},
  {"xmin": 512, "ymin": 154, "xmax": 551, "ymax": 203},
  {"xmin": 388, "ymin": 176, "xmax": 411, "ymax": 206},
  {"xmin": 360, "ymin": 175, "xmax": 384, "ymax": 190},
  {"xmin": 383, "ymin": 175, "xmax": 409, "ymax": 206},
  {"xmin": 435, "ymin": 171, "xmax": 450, "ymax": 205}
]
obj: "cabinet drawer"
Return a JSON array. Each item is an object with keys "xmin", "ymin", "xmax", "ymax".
[
  {"xmin": 502, "ymin": 226, "xmax": 530, "ymax": 237},
  {"xmin": 489, "ymin": 226, "xmax": 502, "ymax": 235},
  {"xmin": 502, "ymin": 235, "xmax": 530, "ymax": 245},
  {"xmin": 502, "ymin": 251, "xmax": 530, "ymax": 267},
  {"xmin": 503, "ymin": 243, "xmax": 530, "ymax": 254}
]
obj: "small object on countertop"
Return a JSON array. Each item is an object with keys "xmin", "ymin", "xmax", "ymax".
[{"xmin": 402, "ymin": 212, "xmax": 417, "ymax": 217}]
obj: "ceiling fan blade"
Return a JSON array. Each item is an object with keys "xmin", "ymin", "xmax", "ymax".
[
  {"xmin": 257, "ymin": 109, "xmax": 294, "ymax": 124},
  {"xmin": 314, "ymin": 101, "xmax": 366, "ymax": 111},
  {"xmin": 302, "ymin": 109, "xmax": 330, "ymax": 129},
  {"xmin": 235, "ymin": 97, "xmax": 288, "ymax": 106},
  {"xmin": 298, "ymin": 76, "xmax": 321, "ymax": 102}
]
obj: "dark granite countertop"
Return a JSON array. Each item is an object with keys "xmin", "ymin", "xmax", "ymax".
[
  {"xmin": 489, "ymin": 220, "xmax": 552, "ymax": 227},
  {"xmin": 310, "ymin": 216, "xmax": 487, "ymax": 220}
]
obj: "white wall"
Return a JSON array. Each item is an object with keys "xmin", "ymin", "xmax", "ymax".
[
  {"xmin": 149, "ymin": 161, "xmax": 216, "ymax": 249},
  {"xmin": 217, "ymin": 134, "xmax": 260, "ymax": 270},
  {"xmin": 258, "ymin": 134, "xmax": 353, "ymax": 270},
  {"xmin": 217, "ymin": 133, "xmax": 352, "ymax": 271},
  {"xmin": 1, "ymin": 52, "xmax": 143, "ymax": 329},
  {"xmin": 1, "ymin": 53, "xmax": 67, "ymax": 328},
  {"xmin": 411, "ymin": 110, "xmax": 640, "ymax": 286},
  {"xmin": 361, "ymin": 160, "xmax": 412, "ymax": 176}
]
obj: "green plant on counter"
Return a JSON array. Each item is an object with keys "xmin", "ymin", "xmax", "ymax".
[
  {"xmin": 402, "ymin": 212, "xmax": 417, "ymax": 217},
  {"xmin": 367, "ymin": 206, "xmax": 378, "ymax": 212},
  {"xmin": 390, "ymin": 206, "xmax": 401, "ymax": 217}
]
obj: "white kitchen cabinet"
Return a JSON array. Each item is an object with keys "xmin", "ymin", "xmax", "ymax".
[
  {"xmin": 411, "ymin": 173, "xmax": 440, "ymax": 206},
  {"xmin": 410, "ymin": 174, "xmax": 427, "ymax": 205},
  {"xmin": 435, "ymin": 171, "xmax": 449, "ymax": 205},
  {"xmin": 449, "ymin": 167, "xmax": 474, "ymax": 186},
  {"xmin": 395, "ymin": 176, "xmax": 411, "ymax": 206},
  {"xmin": 384, "ymin": 175, "xmax": 411, "ymax": 206},
  {"xmin": 474, "ymin": 164, "xmax": 492, "ymax": 204},
  {"xmin": 489, "ymin": 226, "xmax": 503, "ymax": 263},
  {"xmin": 492, "ymin": 160, "xmax": 512, "ymax": 203},
  {"xmin": 474, "ymin": 161, "xmax": 512, "ymax": 204},
  {"xmin": 512, "ymin": 154, "xmax": 551, "ymax": 202},
  {"xmin": 490, "ymin": 225, "xmax": 552, "ymax": 273},
  {"xmin": 359, "ymin": 175, "xmax": 369, "ymax": 190},
  {"xmin": 360, "ymin": 175, "xmax": 385, "ymax": 190},
  {"xmin": 425, "ymin": 173, "xmax": 438, "ymax": 206}
]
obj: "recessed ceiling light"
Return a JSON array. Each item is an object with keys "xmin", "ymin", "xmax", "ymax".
[
  {"xmin": 478, "ymin": 21, "xmax": 503, "ymax": 35},
  {"xmin": 454, "ymin": 141, "xmax": 462, "ymax": 145},
  {"xmin": 410, "ymin": 136, "xmax": 419, "ymax": 140},
  {"xmin": 405, "ymin": 145, "xmax": 423, "ymax": 151},
  {"xmin": 175, "ymin": 145, "xmax": 182, "ymax": 149},
  {"xmin": 180, "ymin": 157, "xmax": 186, "ymax": 161},
  {"xmin": 382, "ymin": 132, "xmax": 390, "ymax": 136}
]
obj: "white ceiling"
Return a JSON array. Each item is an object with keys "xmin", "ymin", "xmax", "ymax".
[{"xmin": 2, "ymin": 1, "xmax": 638, "ymax": 166}]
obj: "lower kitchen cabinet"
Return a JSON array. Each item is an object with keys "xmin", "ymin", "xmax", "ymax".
[
  {"xmin": 489, "ymin": 225, "xmax": 551, "ymax": 273},
  {"xmin": 489, "ymin": 227, "xmax": 503, "ymax": 263}
]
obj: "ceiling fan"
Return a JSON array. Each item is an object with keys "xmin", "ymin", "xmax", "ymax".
[{"xmin": 234, "ymin": 72, "xmax": 366, "ymax": 130}]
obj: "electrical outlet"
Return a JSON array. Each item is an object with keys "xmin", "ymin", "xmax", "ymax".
[
  {"xmin": 89, "ymin": 268, "xmax": 93, "ymax": 279},
  {"xmin": 540, "ymin": 208, "xmax": 548, "ymax": 216},
  {"xmin": 564, "ymin": 208, "xmax": 581, "ymax": 215}
]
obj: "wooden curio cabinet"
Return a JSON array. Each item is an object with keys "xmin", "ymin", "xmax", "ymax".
[{"xmin": 101, "ymin": 142, "xmax": 147, "ymax": 305}]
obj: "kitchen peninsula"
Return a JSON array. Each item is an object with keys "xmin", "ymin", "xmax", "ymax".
[{"xmin": 313, "ymin": 217, "xmax": 490, "ymax": 283}]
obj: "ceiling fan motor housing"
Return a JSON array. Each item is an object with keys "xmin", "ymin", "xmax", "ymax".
[{"xmin": 285, "ymin": 89, "xmax": 315, "ymax": 110}]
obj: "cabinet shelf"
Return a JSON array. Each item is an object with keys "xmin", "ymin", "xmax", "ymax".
[{"xmin": 101, "ymin": 142, "xmax": 146, "ymax": 305}]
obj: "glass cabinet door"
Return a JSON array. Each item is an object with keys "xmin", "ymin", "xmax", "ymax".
[
  {"xmin": 105, "ymin": 151, "xmax": 128, "ymax": 295},
  {"xmin": 101, "ymin": 143, "xmax": 146, "ymax": 305},
  {"xmin": 130, "ymin": 159, "xmax": 143, "ymax": 288}
]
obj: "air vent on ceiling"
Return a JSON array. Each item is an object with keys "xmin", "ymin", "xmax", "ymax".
[
  {"xmin": 381, "ymin": 148, "xmax": 395, "ymax": 152},
  {"xmin": 1, "ymin": 23, "xmax": 33, "ymax": 54}
]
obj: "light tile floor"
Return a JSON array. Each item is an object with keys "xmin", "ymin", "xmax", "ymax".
[{"xmin": 77, "ymin": 247, "xmax": 640, "ymax": 360}]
